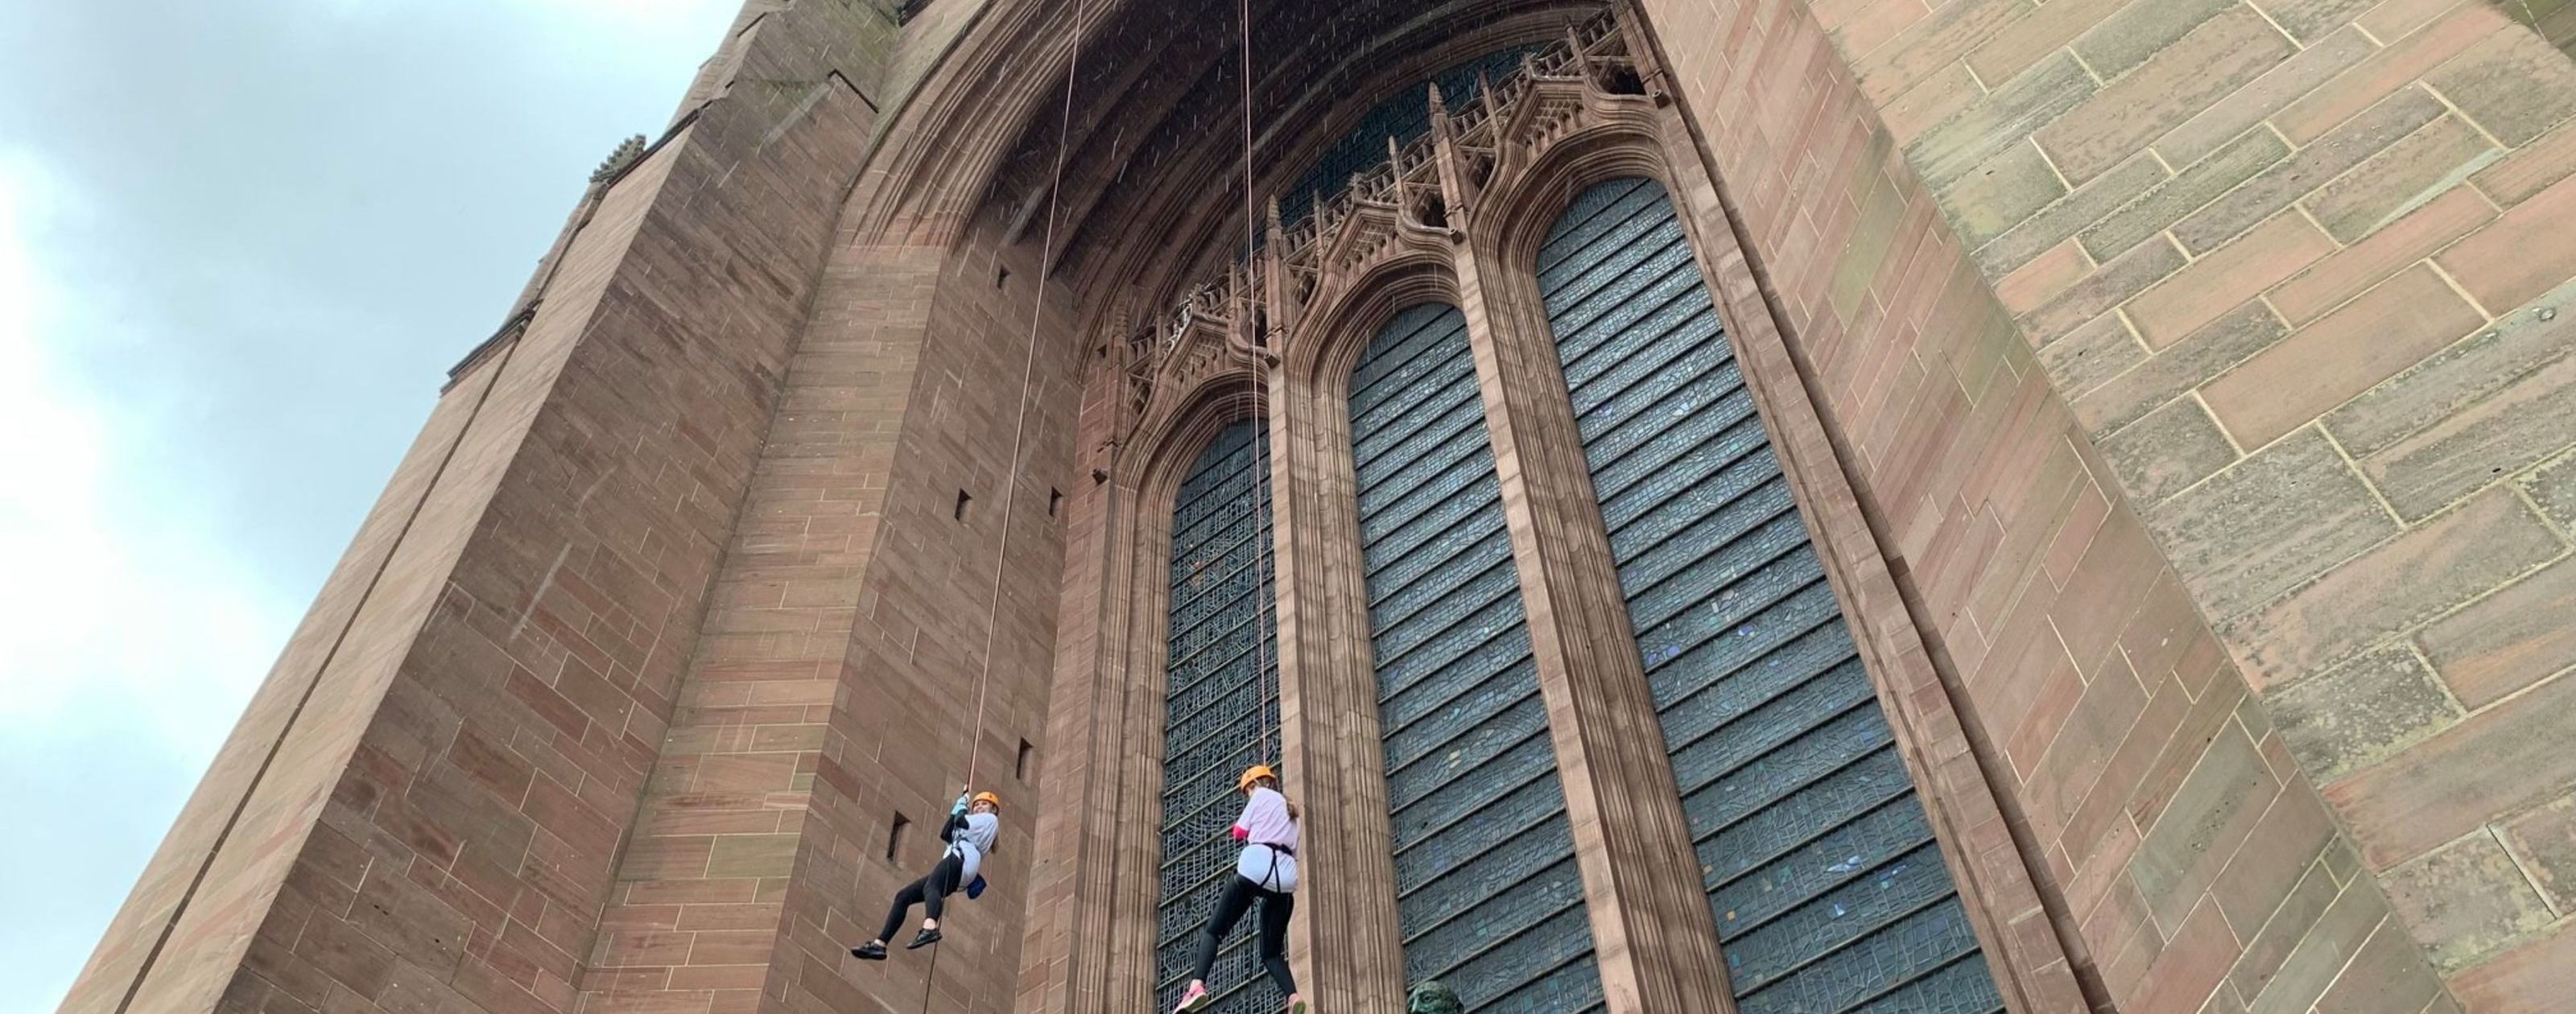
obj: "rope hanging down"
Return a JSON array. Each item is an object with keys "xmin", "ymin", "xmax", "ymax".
[
  {"xmin": 916, "ymin": 0, "xmax": 1088, "ymax": 1006},
  {"xmin": 1238, "ymin": 0, "xmax": 1282, "ymax": 781},
  {"xmin": 958, "ymin": 0, "xmax": 1087, "ymax": 808}
]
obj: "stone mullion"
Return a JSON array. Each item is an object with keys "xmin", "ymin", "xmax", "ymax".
[
  {"xmin": 1109, "ymin": 633, "xmax": 1162, "ymax": 1014},
  {"xmin": 1451, "ymin": 234, "xmax": 1736, "ymax": 1012},
  {"xmin": 1272, "ymin": 368, "xmax": 1408, "ymax": 1014},
  {"xmin": 1019, "ymin": 360, "xmax": 1147, "ymax": 1014},
  {"xmin": 1109, "ymin": 480, "xmax": 1170, "ymax": 1014}
]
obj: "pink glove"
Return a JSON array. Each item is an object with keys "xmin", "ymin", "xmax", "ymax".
[{"xmin": 1230, "ymin": 825, "xmax": 1249, "ymax": 842}]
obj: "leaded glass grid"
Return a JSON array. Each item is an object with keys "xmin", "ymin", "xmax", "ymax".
[
  {"xmin": 1351, "ymin": 303, "xmax": 1605, "ymax": 1012},
  {"xmin": 1534, "ymin": 177, "xmax": 2008, "ymax": 1014},
  {"xmin": 1155, "ymin": 421, "xmax": 1284, "ymax": 1014}
]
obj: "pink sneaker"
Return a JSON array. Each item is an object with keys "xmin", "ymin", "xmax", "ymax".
[{"xmin": 1173, "ymin": 982, "xmax": 1212, "ymax": 1013}]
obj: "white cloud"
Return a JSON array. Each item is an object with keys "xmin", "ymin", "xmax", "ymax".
[{"xmin": 0, "ymin": 154, "xmax": 293, "ymax": 764}]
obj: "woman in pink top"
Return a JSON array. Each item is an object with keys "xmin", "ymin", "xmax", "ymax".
[{"xmin": 1173, "ymin": 764, "xmax": 1305, "ymax": 1014}]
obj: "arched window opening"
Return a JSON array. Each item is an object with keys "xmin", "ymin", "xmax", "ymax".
[
  {"xmin": 1155, "ymin": 421, "xmax": 1284, "ymax": 1014},
  {"xmin": 1532, "ymin": 177, "xmax": 2007, "ymax": 1013},
  {"xmin": 1350, "ymin": 303, "xmax": 1606, "ymax": 1011}
]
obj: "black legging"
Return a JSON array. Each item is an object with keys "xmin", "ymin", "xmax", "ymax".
[
  {"xmin": 1189, "ymin": 873, "xmax": 1296, "ymax": 997},
  {"xmin": 877, "ymin": 852, "xmax": 965, "ymax": 942}
]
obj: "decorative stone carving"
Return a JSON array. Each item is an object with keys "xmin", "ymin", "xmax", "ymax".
[
  {"xmin": 1116, "ymin": 269, "xmax": 1273, "ymax": 450},
  {"xmin": 1119, "ymin": 10, "xmax": 1647, "ymax": 447},
  {"xmin": 589, "ymin": 134, "xmax": 650, "ymax": 184}
]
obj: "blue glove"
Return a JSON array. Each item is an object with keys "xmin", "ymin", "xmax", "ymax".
[
  {"xmin": 965, "ymin": 875, "xmax": 988, "ymax": 900},
  {"xmin": 950, "ymin": 791, "xmax": 971, "ymax": 818}
]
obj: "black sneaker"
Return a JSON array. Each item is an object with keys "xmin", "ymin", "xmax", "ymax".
[
  {"xmin": 905, "ymin": 928, "xmax": 943, "ymax": 950},
  {"xmin": 851, "ymin": 942, "xmax": 886, "ymax": 961}
]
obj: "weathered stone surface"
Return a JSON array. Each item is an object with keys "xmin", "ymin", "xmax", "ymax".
[
  {"xmin": 2439, "ymin": 163, "xmax": 2576, "ymax": 312},
  {"xmin": 2223, "ymin": 488, "xmax": 2562, "ymax": 686},
  {"xmin": 2452, "ymin": 925, "xmax": 2576, "ymax": 1014},
  {"xmin": 2175, "ymin": 89, "xmax": 2446, "ymax": 253},
  {"xmin": 2226, "ymin": 858, "xmax": 2338, "ymax": 1001},
  {"xmin": 2022, "ymin": 233, "xmax": 2188, "ymax": 345},
  {"xmin": 1966, "ymin": 0, "xmax": 2125, "ymax": 85},
  {"xmin": 2102, "ymin": 394, "xmax": 2241, "ymax": 505},
  {"xmin": 2419, "ymin": 557, "xmax": 2576, "ymax": 708},
  {"xmin": 2327, "ymin": 664, "xmax": 2576, "ymax": 866},
  {"xmin": 2426, "ymin": 26, "xmax": 2576, "ymax": 146},
  {"xmin": 95, "ymin": 0, "xmax": 2576, "ymax": 1008},
  {"xmin": 1908, "ymin": 52, "xmax": 2098, "ymax": 188},
  {"xmin": 2073, "ymin": 301, "xmax": 2286, "ymax": 435},
  {"xmin": 2366, "ymin": 351, "xmax": 2576, "ymax": 518},
  {"xmin": 2521, "ymin": 448, "xmax": 2576, "ymax": 533},
  {"xmin": 2473, "ymin": 116, "xmax": 2576, "ymax": 204},
  {"xmin": 2241, "ymin": 874, "xmax": 2393, "ymax": 1014},
  {"xmin": 2302, "ymin": 115, "xmax": 2497, "ymax": 243},
  {"xmin": 2379, "ymin": 829, "xmax": 2557, "ymax": 971},
  {"xmin": 2036, "ymin": 6, "xmax": 2293, "ymax": 184},
  {"xmin": 2310, "ymin": 917, "xmax": 2447, "ymax": 1014},
  {"xmin": 2256, "ymin": 0, "xmax": 2380, "ymax": 43},
  {"xmin": 1857, "ymin": 0, "xmax": 2037, "ymax": 101},
  {"xmin": 2083, "ymin": 127, "xmax": 2290, "ymax": 262},
  {"xmin": 2273, "ymin": 185, "xmax": 2496, "ymax": 326},
  {"xmin": 2145, "ymin": 427, "xmax": 2401, "ymax": 624},
  {"xmin": 2499, "ymin": 791, "xmax": 2576, "ymax": 913},
  {"xmin": 1942, "ymin": 142, "xmax": 2070, "ymax": 247},
  {"xmin": 2036, "ymin": 311, "xmax": 2148, "ymax": 401},
  {"xmin": 2126, "ymin": 211, "xmax": 2335, "ymax": 348},
  {"xmin": 2273, "ymin": 4, "xmax": 2502, "ymax": 145},
  {"xmin": 2074, "ymin": 0, "xmax": 2238, "ymax": 79},
  {"xmin": 2268, "ymin": 645, "xmax": 2465, "ymax": 783},
  {"xmin": 2326, "ymin": 278, "xmax": 2576, "ymax": 455},
  {"xmin": 2132, "ymin": 729, "xmax": 2281, "ymax": 930},
  {"xmin": 2153, "ymin": 27, "xmax": 2376, "ymax": 167},
  {"xmin": 1979, "ymin": 154, "xmax": 2167, "ymax": 275},
  {"xmin": 2200, "ymin": 264, "xmax": 2483, "ymax": 450}
]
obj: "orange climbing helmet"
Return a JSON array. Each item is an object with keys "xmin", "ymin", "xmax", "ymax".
[
  {"xmin": 1236, "ymin": 764, "xmax": 1278, "ymax": 793},
  {"xmin": 972, "ymin": 791, "xmax": 1002, "ymax": 811}
]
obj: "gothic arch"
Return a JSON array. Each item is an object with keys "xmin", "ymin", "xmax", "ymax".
[{"xmin": 1286, "ymin": 264, "xmax": 1462, "ymax": 397}]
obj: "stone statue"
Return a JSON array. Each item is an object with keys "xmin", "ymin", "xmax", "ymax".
[{"xmin": 1406, "ymin": 981, "xmax": 1464, "ymax": 1014}]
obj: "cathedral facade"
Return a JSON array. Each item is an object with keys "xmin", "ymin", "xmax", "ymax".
[{"xmin": 63, "ymin": 2, "xmax": 2576, "ymax": 1013}]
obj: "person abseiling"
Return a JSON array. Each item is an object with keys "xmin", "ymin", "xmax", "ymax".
[
  {"xmin": 1173, "ymin": 764, "xmax": 1304, "ymax": 1014},
  {"xmin": 852, "ymin": 789, "xmax": 1000, "ymax": 960}
]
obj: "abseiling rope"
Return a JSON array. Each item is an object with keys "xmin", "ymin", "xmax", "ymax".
[
  {"xmin": 916, "ymin": 0, "xmax": 1088, "ymax": 1006},
  {"xmin": 1240, "ymin": 0, "xmax": 1282, "ymax": 781}
]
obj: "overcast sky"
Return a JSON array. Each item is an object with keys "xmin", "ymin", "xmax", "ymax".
[{"xmin": 0, "ymin": 2, "xmax": 743, "ymax": 1008}]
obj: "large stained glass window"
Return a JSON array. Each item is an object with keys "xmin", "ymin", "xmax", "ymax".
[
  {"xmin": 1533, "ymin": 177, "xmax": 2007, "ymax": 1014},
  {"xmin": 1154, "ymin": 421, "xmax": 1283, "ymax": 1014},
  {"xmin": 1350, "ymin": 304, "xmax": 1604, "ymax": 1012}
]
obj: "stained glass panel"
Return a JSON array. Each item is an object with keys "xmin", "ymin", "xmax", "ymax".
[
  {"xmin": 1352, "ymin": 303, "xmax": 1605, "ymax": 1011},
  {"xmin": 1155, "ymin": 422, "xmax": 1283, "ymax": 1014},
  {"xmin": 1537, "ymin": 177, "xmax": 2006, "ymax": 1014}
]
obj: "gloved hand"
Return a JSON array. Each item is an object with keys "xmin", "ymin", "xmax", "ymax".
[
  {"xmin": 951, "ymin": 789, "xmax": 972, "ymax": 817},
  {"xmin": 1230, "ymin": 825, "xmax": 1249, "ymax": 843}
]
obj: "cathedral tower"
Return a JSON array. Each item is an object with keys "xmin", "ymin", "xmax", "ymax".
[{"xmin": 63, "ymin": 2, "xmax": 2576, "ymax": 1013}]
